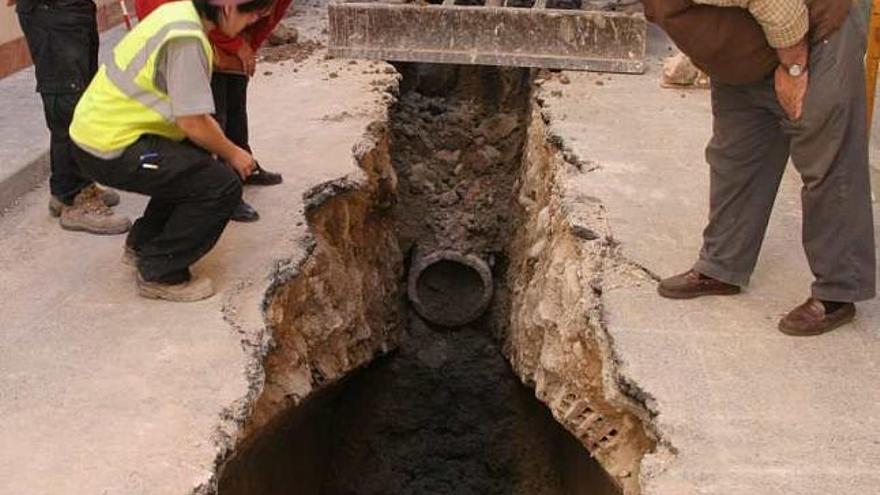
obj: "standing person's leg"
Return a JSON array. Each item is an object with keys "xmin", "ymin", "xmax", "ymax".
[
  {"xmin": 74, "ymin": 135, "xmax": 242, "ymax": 301},
  {"xmin": 16, "ymin": 0, "xmax": 128, "ymax": 233},
  {"xmin": 17, "ymin": 0, "xmax": 92, "ymax": 203},
  {"xmin": 210, "ymin": 72, "xmax": 230, "ymax": 133},
  {"xmin": 781, "ymin": 11, "xmax": 876, "ymax": 335},
  {"xmin": 223, "ymin": 73, "xmax": 250, "ymax": 151},
  {"xmin": 658, "ymin": 80, "xmax": 791, "ymax": 298},
  {"xmin": 228, "ymin": 73, "xmax": 283, "ymax": 186},
  {"xmin": 212, "ymin": 71, "xmax": 260, "ymax": 222}
]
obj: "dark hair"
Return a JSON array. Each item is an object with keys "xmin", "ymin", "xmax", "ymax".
[{"xmin": 192, "ymin": 0, "xmax": 274, "ymax": 24}]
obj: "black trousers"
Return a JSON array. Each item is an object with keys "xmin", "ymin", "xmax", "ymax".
[
  {"xmin": 17, "ymin": 0, "xmax": 97, "ymax": 203},
  {"xmin": 211, "ymin": 72, "xmax": 251, "ymax": 151},
  {"xmin": 74, "ymin": 136, "xmax": 242, "ymax": 284}
]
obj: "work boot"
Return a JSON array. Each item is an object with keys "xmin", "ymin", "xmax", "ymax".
[
  {"xmin": 121, "ymin": 245, "xmax": 139, "ymax": 267},
  {"xmin": 49, "ymin": 184, "xmax": 120, "ymax": 218},
  {"xmin": 244, "ymin": 162, "xmax": 283, "ymax": 186},
  {"xmin": 136, "ymin": 274, "xmax": 215, "ymax": 302},
  {"xmin": 231, "ymin": 199, "xmax": 260, "ymax": 222},
  {"xmin": 778, "ymin": 298, "xmax": 855, "ymax": 337},
  {"xmin": 59, "ymin": 186, "xmax": 131, "ymax": 235},
  {"xmin": 657, "ymin": 269, "xmax": 741, "ymax": 299}
]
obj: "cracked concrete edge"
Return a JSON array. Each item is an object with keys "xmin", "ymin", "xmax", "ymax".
[
  {"xmin": 186, "ymin": 72, "xmax": 402, "ymax": 495},
  {"xmin": 535, "ymin": 84, "xmax": 679, "ymax": 488}
]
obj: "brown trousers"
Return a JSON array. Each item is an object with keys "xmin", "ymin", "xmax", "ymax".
[{"xmin": 693, "ymin": 10, "xmax": 876, "ymax": 303}]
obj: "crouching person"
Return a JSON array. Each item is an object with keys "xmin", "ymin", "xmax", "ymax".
[{"xmin": 69, "ymin": 0, "xmax": 270, "ymax": 301}]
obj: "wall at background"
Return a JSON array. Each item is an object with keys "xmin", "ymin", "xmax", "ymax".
[
  {"xmin": 0, "ymin": 0, "xmax": 127, "ymax": 80},
  {"xmin": 1, "ymin": 6, "xmax": 24, "ymax": 45}
]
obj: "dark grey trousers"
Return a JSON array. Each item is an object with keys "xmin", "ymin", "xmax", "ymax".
[{"xmin": 693, "ymin": 11, "xmax": 876, "ymax": 303}]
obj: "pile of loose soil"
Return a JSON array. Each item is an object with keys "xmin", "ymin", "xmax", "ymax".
[
  {"xmin": 390, "ymin": 64, "xmax": 532, "ymax": 258},
  {"xmin": 320, "ymin": 314, "xmax": 571, "ymax": 495}
]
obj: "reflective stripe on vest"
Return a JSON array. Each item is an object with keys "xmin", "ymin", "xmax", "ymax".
[
  {"xmin": 103, "ymin": 20, "xmax": 203, "ymax": 122},
  {"xmin": 70, "ymin": 2, "xmax": 212, "ymax": 155}
]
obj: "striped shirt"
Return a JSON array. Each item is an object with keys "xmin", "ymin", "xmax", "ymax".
[{"xmin": 693, "ymin": 0, "xmax": 809, "ymax": 48}]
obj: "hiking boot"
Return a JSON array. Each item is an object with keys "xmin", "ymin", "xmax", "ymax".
[
  {"xmin": 244, "ymin": 162, "xmax": 283, "ymax": 186},
  {"xmin": 136, "ymin": 274, "xmax": 215, "ymax": 302},
  {"xmin": 122, "ymin": 245, "xmax": 139, "ymax": 267},
  {"xmin": 59, "ymin": 186, "xmax": 131, "ymax": 235},
  {"xmin": 231, "ymin": 199, "xmax": 260, "ymax": 222},
  {"xmin": 778, "ymin": 298, "xmax": 855, "ymax": 337},
  {"xmin": 49, "ymin": 184, "xmax": 120, "ymax": 218},
  {"xmin": 657, "ymin": 269, "xmax": 741, "ymax": 299}
]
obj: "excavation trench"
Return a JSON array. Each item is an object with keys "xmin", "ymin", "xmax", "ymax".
[{"xmin": 216, "ymin": 64, "xmax": 654, "ymax": 495}]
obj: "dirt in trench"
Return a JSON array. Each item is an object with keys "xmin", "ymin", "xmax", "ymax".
[
  {"xmin": 391, "ymin": 63, "xmax": 532, "ymax": 259},
  {"xmin": 217, "ymin": 63, "xmax": 621, "ymax": 495},
  {"xmin": 320, "ymin": 314, "xmax": 587, "ymax": 495},
  {"xmin": 316, "ymin": 65, "xmax": 617, "ymax": 495},
  {"xmin": 217, "ymin": 316, "xmax": 619, "ymax": 495}
]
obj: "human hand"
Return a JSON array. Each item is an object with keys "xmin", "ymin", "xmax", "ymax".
[
  {"xmin": 774, "ymin": 65, "xmax": 809, "ymax": 121},
  {"xmin": 775, "ymin": 37, "xmax": 809, "ymax": 121},
  {"xmin": 237, "ymin": 43, "xmax": 256, "ymax": 77},
  {"xmin": 227, "ymin": 147, "xmax": 256, "ymax": 180}
]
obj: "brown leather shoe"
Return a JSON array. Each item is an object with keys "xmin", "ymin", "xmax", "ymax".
[
  {"xmin": 778, "ymin": 298, "xmax": 855, "ymax": 337},
  {"xmin": 658, "ymin": 269, "xmax": 741, "ymax": 299}
]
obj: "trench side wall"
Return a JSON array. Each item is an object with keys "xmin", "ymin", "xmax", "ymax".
[
  {"xmin": 243, "ymin": 123, "xmax": 406, "ymax": 442},
  {"xmin": 503, "ymin": 96, "xmax": 657, "ymax": 495}
]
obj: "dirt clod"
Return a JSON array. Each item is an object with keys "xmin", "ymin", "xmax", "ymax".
[
  {"xmin": 267, "ymin": 23, "xmax": 298, "ymax": 46},
  {"xmin": 259, "ymin": 39, "xmax": 323, "ymax": 64},
  {"xmin": 392, "ymin": 64, "xmax": 531, "ymax": 258}
]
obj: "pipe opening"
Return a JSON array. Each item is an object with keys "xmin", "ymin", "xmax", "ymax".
[{"xmin": 408, "ymin": 251, "xmax": 494, "ymax": 327}]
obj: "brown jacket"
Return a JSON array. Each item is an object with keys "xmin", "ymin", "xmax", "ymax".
[{"xmin": 642, "ymin": 0, "xmax": 851, "ymax": 84}]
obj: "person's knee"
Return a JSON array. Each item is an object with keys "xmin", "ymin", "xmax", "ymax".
[{"xmin": 185, "ymin": 157, "xmax": 242, "ymax": 215}]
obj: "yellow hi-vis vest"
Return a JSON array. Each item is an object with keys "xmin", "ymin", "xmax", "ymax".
[{"xmin": 70, "ymin": 2, "xmax": 212, "ymax": 155}]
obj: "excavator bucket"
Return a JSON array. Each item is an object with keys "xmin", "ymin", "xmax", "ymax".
[{"xmin": 327, "ymin": 0, "xmax": 647, "ymax": 73}]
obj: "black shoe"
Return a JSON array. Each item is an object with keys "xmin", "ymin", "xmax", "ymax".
[
  {"xmin": 231, "ymin": 200, "xmax": 260, "ymax": 222},
  {"xmin": 245, "ymin": 163, "xmax": 283, "ymax": 186}
]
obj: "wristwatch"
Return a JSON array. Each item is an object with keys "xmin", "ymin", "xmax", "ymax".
[{"xmin": 786, "ymin": 63, "xmax": 805, "ymax": 77}]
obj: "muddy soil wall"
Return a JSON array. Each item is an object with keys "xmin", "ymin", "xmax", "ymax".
[{"xmin": 242, "ymin": 127, "xmax": 407, "ymax": 441}]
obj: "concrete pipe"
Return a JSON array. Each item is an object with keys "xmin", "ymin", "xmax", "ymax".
[{"xmin": 407, "ymin": 250, "xmax": 494, "ymax": 327}]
